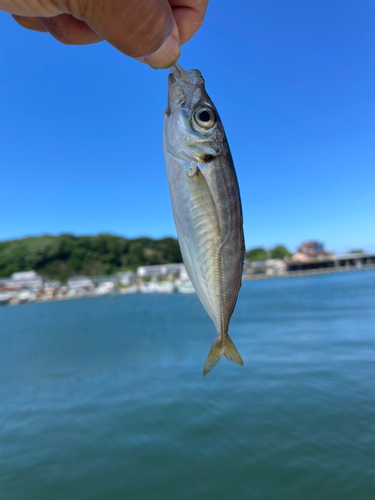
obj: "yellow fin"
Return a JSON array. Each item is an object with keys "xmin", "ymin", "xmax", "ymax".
[{"xmin": 203, "ymin": 334, "xmax": 243, "ymax": 377}]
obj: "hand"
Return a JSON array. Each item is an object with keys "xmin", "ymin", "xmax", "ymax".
[{"xmin": 0, "ymin": 0, "xmax": 209, "ymax": 69}]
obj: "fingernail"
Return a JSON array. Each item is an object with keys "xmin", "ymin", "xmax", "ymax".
[{"xmin": 143, "ymin": 24, "xmax": 180, "ymax": 70}]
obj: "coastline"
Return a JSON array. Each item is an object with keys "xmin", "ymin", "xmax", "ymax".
[
  {"xmin": 243, "ymin": 262, "xmax": 375, "ymax": 281},
  {"xmin": 1, "ymin": 264, "xmax": 374, "ymax": 307}
]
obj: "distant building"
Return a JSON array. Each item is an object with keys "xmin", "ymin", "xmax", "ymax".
[
  {"xmin": 93, "ymin": 275, "xmax": 120, "ymax": 286},
  {"xmin": 265, "ymin": 259, "xmax": 287, "ymax": 276},
  {"xmin": 116, "ymin": 272, "xmax": 137, "ymax": 286},
  {"xmin": 11, "ymin": 271, "xmax": 38, "ymax": 280},
  {"xmin": 44, "ymin": 281, "xmax": 61, "ymax": 290},
  {"xmin": 92, "ymin": 273, "xmax": 137, "ymax": 288},
  {"xmin": 179, "ymin": 266, "xmax": 190, "ymax": 281},
  {"xmin": 242, "ymin": 259, "xmax": 286, "ymax": 277},
  {"xmin": 249, "ymin": 261, "xmax": 266, "ymax": 274},
  {"xmin": 335, "ymin": 252, "xmax": 375, "ymax": 268},
  {"xmin": 0, "ymin": 270, "xmax": 45, "ymax": 292},
  {"xmin": 137, "ymin": 263, "xmax": 187, "ymax": 279},
  {"xmin": 298, "ymin": 241, "xmax": 328, "ymax": 256},
  {"xmin": 286, "ymin": 251, "xmax": 375, "ymax": 272},
  {"xmin": 67, "ymin": 276, "xmax": 94, "ymax": 291},
  {"xmin": 288, "ymin": 241, "xmax": 332, "ymax": 266}
]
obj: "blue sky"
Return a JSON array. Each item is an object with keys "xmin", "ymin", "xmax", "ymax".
[{"xmin": 0, "ymin": 0, "xmax": 374, "ymax": 253}]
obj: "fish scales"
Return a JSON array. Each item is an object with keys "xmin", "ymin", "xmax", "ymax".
[{"xmin": 163, "ymin": 64, "xmax": 245, "ymax": 376}]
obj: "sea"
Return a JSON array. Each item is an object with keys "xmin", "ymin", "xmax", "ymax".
[{"xmin": 1, "ymin": 269, "xmax": 375, "ymax": 500}]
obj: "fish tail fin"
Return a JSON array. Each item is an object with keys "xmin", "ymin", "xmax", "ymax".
[{"xmin": 203, "ymin": 333, "xmax": 243, "ymax": 377}]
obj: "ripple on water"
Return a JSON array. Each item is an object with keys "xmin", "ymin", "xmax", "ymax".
[{"xmin": 1, "ymin": 270, "xmax": 375, "ymax": 500}]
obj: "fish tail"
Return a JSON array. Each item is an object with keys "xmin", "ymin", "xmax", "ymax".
[{"xmin": 203, "ymin": 333, "xmax": 243, "ymax": 377}]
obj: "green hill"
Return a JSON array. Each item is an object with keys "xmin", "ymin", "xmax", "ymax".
[
  {"xmin": 0, "ymin": 234, "xmax": 182, "ymax": 281},
  {"xmin": 0, "ymin": 234, "xmax": 295, "ymax": 282}
]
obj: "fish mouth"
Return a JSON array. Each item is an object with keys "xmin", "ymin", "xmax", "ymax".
[
  {"xmin": 170, "ymin": 64, "xmax": 202, "ymax": 85},
  {"xmin": 165, "ymin": 72, "xmax": 180, "ymax": 116},
  {"xmin": 167, "ymin": 64, "xmax": 186, "ymax": 101},
  {"xmin": 168, "ymin": 72, "xmax": 177, "ymax": 91},
  {"xmin": 165, "ymin": 73, "xmax": 175, "ymax": 116}
]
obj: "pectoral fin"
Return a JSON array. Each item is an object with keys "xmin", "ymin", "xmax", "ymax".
[{"xmin": 188, "ymin": 166, "xmax": 220, "ymax": 237}]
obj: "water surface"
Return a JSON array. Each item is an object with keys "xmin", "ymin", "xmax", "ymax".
[{"xmin": 1, "ymin": 270, "xmax": 375, "ymax": 499}]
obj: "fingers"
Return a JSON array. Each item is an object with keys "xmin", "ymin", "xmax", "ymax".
[
  {"xmin": 40, "ymin": 14, "xmax": 102, "ymax": 45},
  {"xmin": 12, "ymin": 15, "xmax": 47, "ymax": 33},
  {"xmin": 11, "ymin": 12, "xmax": 102, "ymax": 47},
  {"xmin": 74, "ymin": 0, "xmax": 180, "ymax": 68},
  {"xmin": 0, "ymin": 0, "xmax": 60, "ymax": 16},
  {"xmin": 5, "ymin": 0, "xmax": 209, "ymax": 69},
  {"xmin": 170, "ymin": 0, "xmax": 209, "ymax": 45}
]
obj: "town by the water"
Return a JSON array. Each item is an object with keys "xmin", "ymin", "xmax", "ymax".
[{"xmin": 0, "ymin": 241, "xmax": 374, "ymax": 306}]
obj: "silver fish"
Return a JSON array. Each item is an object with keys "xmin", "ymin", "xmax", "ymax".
[{"xmin": 163, "ymin": 64, "xmax": 245, "ymax": 376}]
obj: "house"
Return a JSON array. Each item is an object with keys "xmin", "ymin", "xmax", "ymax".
[
  {"xmin": 265, "ymin": 259, "xmax": 287, "ymax": 276},
  {"xmin": 286, "ymin": 243, "xmax": 375, "ymax": 272},
  {"xmin": 116, "ymin": 272, "xmax": 137, "ymax": 286},
  {"xmin": 67, "ymin": 276, "xmax": 94, "ymax": 292},
  {"xmin": 137, "ymin": 263, "xmax": 187, "ymax": 279},
  {"xmin": 297, "ymin": 241, "xmax": 328, "ymax": 256},
  {"xmin": 0, "ymin": 270, "xmax": 45, "ymax": 292}
]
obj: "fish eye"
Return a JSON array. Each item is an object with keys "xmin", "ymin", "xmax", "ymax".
[{"xmin": 193, "ymin": 107, "xmax": 216, "ymax": 130}]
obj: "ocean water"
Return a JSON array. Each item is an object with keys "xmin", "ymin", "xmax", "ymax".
[{"xmin": 1, "ymin": 270, "xmax": 375, "ymax": 500}]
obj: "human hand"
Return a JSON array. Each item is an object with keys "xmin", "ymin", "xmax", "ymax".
[{"xmin": 0, "ymin": 0, "xmax": 209, "ymax": 69}]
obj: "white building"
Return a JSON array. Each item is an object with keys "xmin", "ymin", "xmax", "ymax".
[
  {"xmin": 44, "ymin": 281, "xmax": 61, "ymax": 290},
  {"xmin": 67, "ymin": 276, "xmax": 94, "ymax": 291},
  {"xmin": 0, "ymin": 270, "xmax": 45, "ymax": 292},
  {"xmin": 137, "ymin": 263, "xmax": 187, "ymax": 279},
  {"xmin": 116, "ymin": 272, "xmax": 136, "ymax": 286},
  {"xmin": 265, "ymin": 259, "xmax": 287, "ymax": 276}
]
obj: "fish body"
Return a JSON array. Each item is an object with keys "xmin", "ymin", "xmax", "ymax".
[{"xmin": 163, "ymin": 64, "xmax": 245, "ymax": 376}]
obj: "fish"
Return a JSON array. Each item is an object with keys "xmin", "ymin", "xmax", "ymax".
[{"xmin": 163, "ymin": 63, "xmax": 245, "ymax": 376}]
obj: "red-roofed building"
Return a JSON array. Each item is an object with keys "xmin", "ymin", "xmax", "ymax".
[{"xmin": 298, "ymin": 241, "xmax": 328, "ymax": 256}]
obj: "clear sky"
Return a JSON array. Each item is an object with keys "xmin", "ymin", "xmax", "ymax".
[{"xmin": 0, "ymin": 0, "xmax": 374, "ymax": 253}]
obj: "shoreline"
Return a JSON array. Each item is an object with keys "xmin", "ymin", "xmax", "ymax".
[
  {"xmin": 242, "ymin": 263, "xmax": 375, "ymax": 281},
  {"xmin": 1, "ymin": 264, "xmax": 374, "ymax": 307}
]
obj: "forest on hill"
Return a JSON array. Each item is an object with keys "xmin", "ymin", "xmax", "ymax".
[
  {"xmin": 0, "ymin": 234, "xmax": 182, "ymax": 281},
  {"xmin": 0, "ymin": 233, "xmax": 293, "ymax": 281}
]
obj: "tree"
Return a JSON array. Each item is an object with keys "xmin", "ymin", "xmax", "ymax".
[
  {"xmin": 0, "ymin": 233, "xmax": 182, "ymax": 281},
  {"xmin": 269, "ymin": 245, "xmax": 292, "ymax": 259},
  {"xmin": 246, "ymin": 247, "xmax": 268, "ymax": 261}
]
